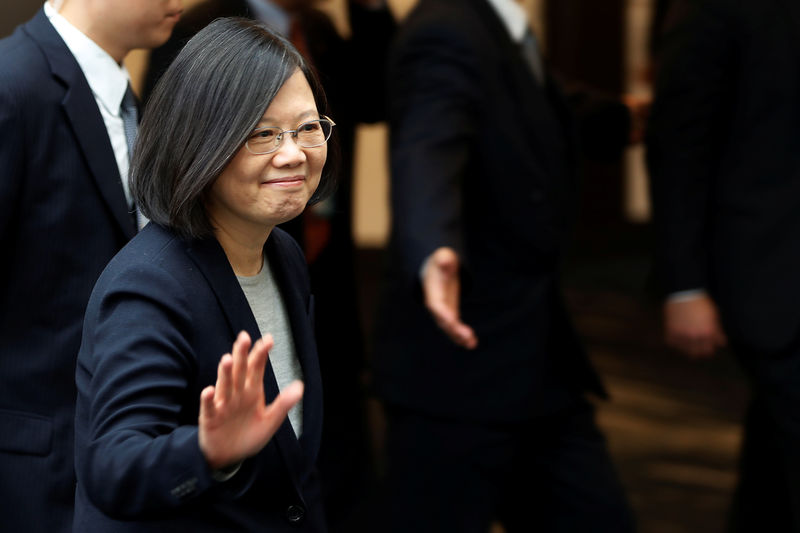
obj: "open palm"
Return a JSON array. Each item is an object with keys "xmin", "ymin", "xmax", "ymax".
[{"xmin": 198, "ymin": 331, "xmax": 303, "ymax": 471}]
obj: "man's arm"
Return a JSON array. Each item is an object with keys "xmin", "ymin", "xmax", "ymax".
[
  {"xmin": 388, "ymin": 19, "xmax": 479, "ymax": 347},
  {"xmin": 646, "ymin": 0, "xmax": 736, "ymax": 356}
]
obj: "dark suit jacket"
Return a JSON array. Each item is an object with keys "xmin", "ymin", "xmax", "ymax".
[
  {"xmin": 0, "ymin": 10, "xmax": 136, "ymax": 532},
  {"xmin": 647, "ymin": 0, "xmax": 800, "ymax": 357},
  {"xmin": 74, "ymin": 224, "xmax": 326, "ymax": 531},
  {"xmin": 373, "ymin": 0, "xmax": 605, "ymax": 423}
]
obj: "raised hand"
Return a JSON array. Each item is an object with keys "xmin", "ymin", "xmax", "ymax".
[
  {"xmin": 421, "ymin": 247, "xmax": 478, "ymax": 350},
  {"xmin": 198, "ymin": 331, "xmax": 303, "ymax": 470}
]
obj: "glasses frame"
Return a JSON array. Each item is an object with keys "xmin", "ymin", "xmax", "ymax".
[{"xmin": 244, "ymin": 115, "xmax": 336, "ymax": 155}]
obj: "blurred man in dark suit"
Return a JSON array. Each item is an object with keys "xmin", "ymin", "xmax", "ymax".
[
  {"xmin": 373, "ymin": 0, "xmax": 635, "ymax": 531},
  {"xmin": 0, "ymin": 0, "xmax": 180, "ymax": 530},
  {"xmin": 647, "ymin": 0, "xmax": 800, "ymax": 529}
]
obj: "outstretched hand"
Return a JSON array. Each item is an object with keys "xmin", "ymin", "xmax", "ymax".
[
  {"xmin": 198, "ymin": 331, "xmax": 303, "ymax": 471},
  {"xmin": 663, "ymin": 294, "xmax": 728, "ymax": 358},
  {"xmin": 421, "ymin": 247, "xmax": 478, "ymax": 350}
]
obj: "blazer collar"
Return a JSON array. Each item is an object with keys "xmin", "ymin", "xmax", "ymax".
[
  {"xmin": 24, "ymin": 9, "xmax": 136, "ymax": 240},
  {"xmin": 184, "ymin": 230, "xmax": 322, "ymax": 495}
]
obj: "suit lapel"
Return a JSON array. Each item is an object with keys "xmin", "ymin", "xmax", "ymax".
[
  {"xmin": 465, "ymin": 0, "xmax": 567, "ymax": 159},
  {"xmin": 25, "ymin": 10, "xmax": 136, "ymax": 240},
  {"xmin": 184, "ymin": 231, "xmax": 319, "ymax": 497},
  {"xmin": 264, "ymin": 231, "xmax": 323, "ymax": 461}
]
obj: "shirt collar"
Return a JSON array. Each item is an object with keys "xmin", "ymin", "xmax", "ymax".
[
  {"xmin": 245, "ymin": 0, "xmax": 291, "ymax": 37},
  {"xmin": 485, "ymin": 0, "xmax": 529, "ymax": 43},
  {"xmin": 44, "ymin": 1, "xmax": 131, "ymax": 118}
]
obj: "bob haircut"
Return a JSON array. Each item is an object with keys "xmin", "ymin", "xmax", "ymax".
[{"xmin": 131, "ymin": 17, "xmax": 338, "ymax": 240}]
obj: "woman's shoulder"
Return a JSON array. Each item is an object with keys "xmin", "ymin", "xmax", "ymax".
[{"xmin": 105, "ymin": 224, "xmax": 185, "ymax": 271}]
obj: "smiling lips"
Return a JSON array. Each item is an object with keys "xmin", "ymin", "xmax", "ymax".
[{"xmin": 263, "ymin": 175, "xmax": 305, "ymax": 186}]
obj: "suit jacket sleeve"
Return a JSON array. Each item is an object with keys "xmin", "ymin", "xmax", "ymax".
[
  {"xmin": 646, "ymin": 0, "xmax": 737, "ymax": 294},
  {"xmin": 387, "ymin": 19, "xmax": 480, "ymax": 280},
  {"xmin": 76, "ymin": 261, "xmax": 249, "ymax": 519}
]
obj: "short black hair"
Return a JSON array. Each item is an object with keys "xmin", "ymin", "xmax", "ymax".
[{"xmin": 131, "ymin": 17, "xmax": 337, "ymax": 240}]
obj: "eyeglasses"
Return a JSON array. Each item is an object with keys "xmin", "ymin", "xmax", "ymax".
[{"xmin": 245, "ymin": 116, "xmax": 336, "ymax": 155}]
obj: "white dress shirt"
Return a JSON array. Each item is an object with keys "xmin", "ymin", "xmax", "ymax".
[
  {"xmin": 486, "ymin": 0, "xmax": 529, "ymax": 43},
  {"xmin": 44, "ymin": 2, "xmax": 135, "ymax": 208}
]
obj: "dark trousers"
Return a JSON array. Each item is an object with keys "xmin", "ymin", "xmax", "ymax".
[
  {"xmin": 380, "ymin": 399, "xmax": 634, "ymax": 533},
  {"xmin": 729, "ymin": 351, "xmax": 800, "ymax": 532}
]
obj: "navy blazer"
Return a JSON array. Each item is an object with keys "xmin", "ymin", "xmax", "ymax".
[
  {"xmin": 74, "ymin": 224, "xmax": 326, "ymax": 531},
  {"xmin": 373, "ymin": 0, "xmax": 605, "ymax": 423},
  {"xmin": 0, "ymin": 9, "xmax": 135, "ymax": 532}
]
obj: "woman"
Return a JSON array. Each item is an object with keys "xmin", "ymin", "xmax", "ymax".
[{"xmin": 74, "ymin": 18, "xmax": 336, "ymax": 531}]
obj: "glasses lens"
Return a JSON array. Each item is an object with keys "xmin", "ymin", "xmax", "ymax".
[
  {"xmin": 247, "ymin": 127, "xmax": 281, "ymax": 154},
  {"xmin": 297, "ymin": 120, "xmax": 332, "ymax": 148}
]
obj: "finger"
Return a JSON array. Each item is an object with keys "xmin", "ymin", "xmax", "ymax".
[
  {"xmin": 428, "ymin": 300, "xmax": 478, "ymax": 350},
  {"xmin": 445, "ymin": 320, "xmax": 478, "ymax": 350},
  {"xmin": 259, "ymin": 381, "xmax": 305, "ymax": 441},
  {"xmin": 683, "ymin": 333, "xmax": 715, "ymax": 358},
  {"xmin": 687, "ymin": 342, "xmax": 713, "ymax": 358},
  {"xmin": 247, "ymin": 334, "xmax": 272, "ymax": 389},
  {"xmin": 232, "ymin": 331, "xmax": 251, "ymax": 391},
  {"xmin": 264, "ymin": 381, "xmax": 304, "ymax": 426},
  {"xmin": 199, "ymin": 385, "xmax": 216, "ymax": 419},
  {"xmin": 216, "ymin": 354, "xmax": 233, "ymax": 403},
  {"xmin": 716, "ymin": 330, "xmax": 728, "ymax": 347},
  {"xmin": 276, "ymin": 380, "xmax": 304, "ymax": 409}
]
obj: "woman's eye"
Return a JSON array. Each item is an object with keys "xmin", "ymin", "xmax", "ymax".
[{"xmin": 299, "ymin": 122, "xmax": 320, "ymax": 132}]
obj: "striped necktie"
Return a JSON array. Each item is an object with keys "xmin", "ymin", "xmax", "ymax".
[
  {"xmin": 120, "ymin": 84, "xmax": 147, "ymax": 230},
  {"xmin": 521, "ymin": 28, "xmax": 546, "ymax": 85},
  {"xmin": 121, "ymin": 83, "xmax": 138, "ymax": 162}
]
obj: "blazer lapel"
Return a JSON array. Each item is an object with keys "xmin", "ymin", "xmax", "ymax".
[
  {"xmin": 184, "ymin": 233, "xmax": 318, "ymax": 498},
  {"xmin": 25, "ymin": 10, "xmax": 136, "ymax": 240},
  {"xmin": 265, "ymin": 231, "xmax": 323, "ymax": 462}
]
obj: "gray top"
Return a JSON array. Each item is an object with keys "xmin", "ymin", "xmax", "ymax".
[{"xmin": 237, "ymin": 256, "xmax": 304, "ymax": 437}]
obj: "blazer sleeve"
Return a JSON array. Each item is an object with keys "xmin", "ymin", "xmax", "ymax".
[
  {"xmin": 645, "ymin": 0, "xmax": 737, "ymax": 294},
  {"xmin": 75, "ymin": 261, "xmax": 250, "ymax": 519},
  {"xmin": 387, "ymin": 19, "xmax": 481, "ymax": 280}
]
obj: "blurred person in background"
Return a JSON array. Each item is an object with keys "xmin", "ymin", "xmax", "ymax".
[
  {"xmin": 647, "ymin": 0, "xmax": 800, "ymax": 530},
  {"xmin": 0, "ymin": 0, "xmax": 180, "ymax": 530},
  {"xmin": 373, "ymin": 0, "xmax": 637, "ymax": 531}
]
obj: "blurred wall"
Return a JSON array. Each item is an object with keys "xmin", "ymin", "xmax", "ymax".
[{"xmin": 1, "ymin": 0, "xmax": 42, "ymax": 38}]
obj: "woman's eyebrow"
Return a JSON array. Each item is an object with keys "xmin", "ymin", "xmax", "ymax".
[{"xmin": 255, "ymin": 110, "xmax": 319, "ymax": 127}]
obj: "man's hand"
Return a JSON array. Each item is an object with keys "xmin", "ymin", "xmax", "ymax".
[
  {"xmin": 421, "ymin": 247, "xmax": 478, "ymax": 349},
  {"xmin": 198, "ymin": 332, "xmax": 303, "ymax": 470},
  {"xmin": 663, "ymin": 294, "xmax": 727, "ymax": 358}
]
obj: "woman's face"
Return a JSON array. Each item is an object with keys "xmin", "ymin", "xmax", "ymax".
[{"xmin": 206, "ymin": 70, "xmax": 326, "ymax": 239}]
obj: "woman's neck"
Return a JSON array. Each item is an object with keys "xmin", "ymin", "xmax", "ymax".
[{"xmin": 213, "ymin": 224, "xmax": 272, "ymax": 277}]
